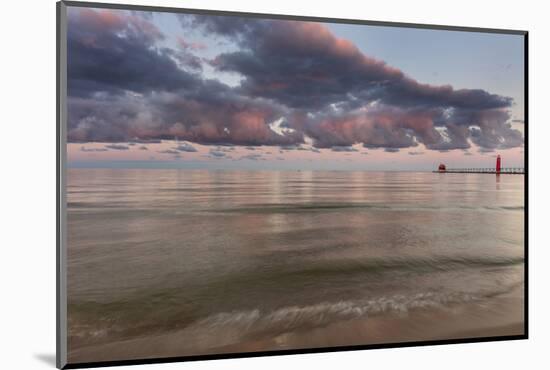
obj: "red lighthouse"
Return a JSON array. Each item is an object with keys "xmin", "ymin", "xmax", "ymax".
[{"xmin": 496, "ymin": 155, "xmax": 501, "ymax": 174}]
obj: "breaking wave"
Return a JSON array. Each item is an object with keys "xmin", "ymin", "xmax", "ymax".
[{"xmin": 188, "ymin": 291, "xmax": 480, "ymax": 338}]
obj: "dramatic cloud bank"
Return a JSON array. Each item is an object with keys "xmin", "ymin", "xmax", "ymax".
[{"xmin": 67, "ymin": 8, "xmax": 523, "ymax": 153}]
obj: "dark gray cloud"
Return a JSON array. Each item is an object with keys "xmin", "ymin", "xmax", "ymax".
[
  {"xmin": 66, "ymin": 8, "xmax": 197, "ymax": 143},
  {"xmin": 67, "ymin": 9, "xmax": 523, "ymax": 153},
  {"xmin": 280, "ymin": 144, "xmax": 308, "ymax": 151},
  {"xmin": 478, "ymin": 147, "xmax": 495, "ymax": 153},
  {"xmin": 194, "ymin": 16, "xmax": 521, "ymax": 151},
  {"xmin": 179, "ymin": 14, "xmax": 264, "ymax": 40},
  {"xmin": 129, "ymin": 138, "xmax": 162, "ymax": 144},
  {"xmin": 209, "ymin": 149, "xmax": 226, "ymax": 157},
  {"xmin": 80, "ymin": 146, "xmax": 108, "ymax": 152},
  {"xmin": 104, "ymin": 144, "xmax": 129, "ymax": 150},
  {"xmin": 240, "ymin": 153, "xmax": 263, "ymax": 160},
  {"xmin": 174, "ymin": 142, "xmax": 198, "ymax": 152},
  {"xmin": 158, "ymin": 149, "xmax": 180, "ymax": 154},
  {"xmin": 67, "ymin": 9, "xmax": 197, "ymax": 98},
  {"xmin": 331, "ymin": 146, "xmax": 358, "ymax": 152},
  {"xmin": 203, "ymin": 18, "xmax": 511, "ymax": 110},
  {"xmin": 213, "ymin": 146, "xmax": 234, "ymax": 153},
  {"xmin": 465, "ymin": 110, "xmax": 523, "ymax": 150},
  {"xmin": 67, "ymin": 8, "xmax": 301, "ymax": 147}
]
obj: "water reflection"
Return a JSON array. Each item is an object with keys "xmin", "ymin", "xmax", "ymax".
[{"xmin": 66, "ymin": 169, "xmax": 525, "ymax": 361}]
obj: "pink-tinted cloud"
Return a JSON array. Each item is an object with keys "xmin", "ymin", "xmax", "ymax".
[{"xmin": 67, "ymin": 8, "xmax": 523, "ymax": 154}]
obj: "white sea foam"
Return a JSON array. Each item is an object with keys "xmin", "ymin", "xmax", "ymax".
[{"xmin": 191, "ymin": 291, "xmax": 480, "ymax": 336}]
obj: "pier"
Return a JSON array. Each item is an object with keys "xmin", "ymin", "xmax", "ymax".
[{"xmin": 434, "ymin": 155, "xmax": 525, "ymax": 175}]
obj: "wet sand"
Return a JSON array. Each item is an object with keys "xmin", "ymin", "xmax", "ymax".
[{"xmin": 68, "ymin": 294, "xmax": 524, "ymax": 364}]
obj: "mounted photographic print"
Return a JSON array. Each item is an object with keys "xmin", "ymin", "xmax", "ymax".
[{"xmin": 56, "ymin": 1, "xmax": 527, "ymax": 368}]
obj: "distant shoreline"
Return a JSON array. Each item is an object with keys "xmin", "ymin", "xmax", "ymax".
[{"xmin": 66, "ymin": 165, "xmax": 465, "ymax": 173}]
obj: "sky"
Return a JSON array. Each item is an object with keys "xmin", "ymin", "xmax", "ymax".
[{"xmin": 66, "ymin": 6, "xmax": 525, "ymax": 171}]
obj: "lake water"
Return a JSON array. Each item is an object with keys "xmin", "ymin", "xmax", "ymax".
[{"xmin": 66, "ymin": 169, "xmax": 525, "ymax": 362}]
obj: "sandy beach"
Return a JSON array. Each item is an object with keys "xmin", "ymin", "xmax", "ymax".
[{"xmin": 68, "ymin": 287, "xmax": 524, "ymax": 364}]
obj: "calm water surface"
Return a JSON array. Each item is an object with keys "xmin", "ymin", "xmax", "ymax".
[{"xmin": 67, "ymin": 169, "xmax": 524, "ymax": 356}]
